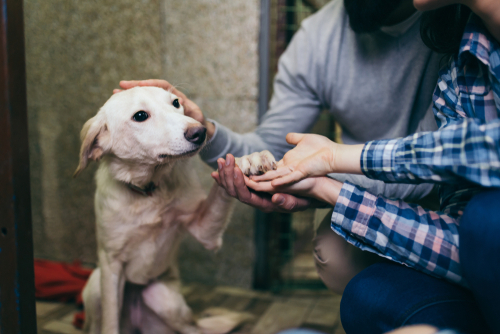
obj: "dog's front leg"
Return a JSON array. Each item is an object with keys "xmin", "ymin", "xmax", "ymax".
[
  {"xmin": 186, "ymin": 183, "xmax": 234, "ymax": 251},
  {"xmin": 99, "ymin": 250, "xmax": 125, "ymax": 334}
]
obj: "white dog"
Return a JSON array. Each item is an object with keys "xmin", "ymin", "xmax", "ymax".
[{"xmin": 74, "ymin": 87, "xmax": 275, "ymax": 334}]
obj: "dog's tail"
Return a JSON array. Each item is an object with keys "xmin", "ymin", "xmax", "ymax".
[{"xmin": 196, "ymin": 307, "xmax": 254, "ymax": 334}]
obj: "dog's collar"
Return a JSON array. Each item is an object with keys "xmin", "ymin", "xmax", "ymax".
[{"xmin": 127, "ymin": 182, "xmax": 157, "ymax": 197}]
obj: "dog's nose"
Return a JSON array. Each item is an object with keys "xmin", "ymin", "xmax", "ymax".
[{"xmin": 184, "ymin": 126, "xmax": 206, "ymax": 145}]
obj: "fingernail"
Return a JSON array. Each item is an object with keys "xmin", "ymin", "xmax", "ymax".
[
  {"xmin": 218, "ymin": 161, "xmax": 223, "ymax": 170},
  {"xmin": 225, "ymin": 155, "xmax": 230, "ymax": 166},
  {"xmin": 234, "ymin": 171, "xmax": 238, "ymax": 179}
]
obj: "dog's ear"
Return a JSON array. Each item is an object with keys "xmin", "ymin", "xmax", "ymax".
[{"xmin": 74, "ymin": 115, "xmax": 110, "ymax": 177}]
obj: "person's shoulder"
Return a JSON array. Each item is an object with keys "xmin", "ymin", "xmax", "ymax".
[{"xmin": 300, "ymin": 0, "xmax": 347, "ymax": 35}]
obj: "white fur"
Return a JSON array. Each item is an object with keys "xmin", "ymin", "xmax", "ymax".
[{"xmin": 76, "ymin": 87, "xmax": 259, "ymax": 334}]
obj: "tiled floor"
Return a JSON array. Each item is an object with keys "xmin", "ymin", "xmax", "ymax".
[{"xmin": 36, "ymin": 284, "xmax": 345, "ymax": 334}]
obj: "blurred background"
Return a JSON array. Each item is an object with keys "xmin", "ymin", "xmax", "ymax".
[
  {"xmin": 24, "ymin": 0, "xmax": 345, "ymax": 333},
  {"xmin": 26, "ymin": 0, "xmax": 332, "ymax": 289}
]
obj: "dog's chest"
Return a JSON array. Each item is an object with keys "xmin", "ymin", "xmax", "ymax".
[{"xmin": 122, "ymin": 218, "xmax": 184, "ymax": 284}]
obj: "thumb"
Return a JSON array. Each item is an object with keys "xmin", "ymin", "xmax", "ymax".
[{"xmin": 286, "ymin": 133, "xmax": 305, "ymax": 145}]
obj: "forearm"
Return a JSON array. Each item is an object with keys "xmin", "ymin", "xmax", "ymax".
[
  {"xmin": 310, "ymin": 177, "xmax": 343, "ymax": 205},
  {"xmin": 327, "ymin": 173, "xmax": 436, "ymax": 202},
  {"xmin": 333, "ymin": 144, "xmax": 364, "ymax": 174},
  {"xmin": 331, "ymin": 182, "xmax": 465, "ymax": 286},
  {"xmin": 362, "ymin": 118, "xmax": 500, "ymax": 187}
]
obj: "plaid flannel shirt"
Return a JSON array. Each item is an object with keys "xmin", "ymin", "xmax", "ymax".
[{"xmin": 332, "ymin": 15, "xmax": 500, "ymax": 286}]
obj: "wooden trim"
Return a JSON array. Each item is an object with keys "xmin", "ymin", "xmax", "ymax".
[{"xmin": 0, "ymin": 0, "xmax": 37, "ymax": 332}]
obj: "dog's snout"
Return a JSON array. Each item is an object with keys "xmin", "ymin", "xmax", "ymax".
[{"xmin": 184, "ymin": 126, "xmax": 206, "ymax": 145}]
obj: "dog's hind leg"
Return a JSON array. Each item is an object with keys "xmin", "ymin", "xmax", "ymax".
[
  {"xmin": 141, "ymin": 279, "xmax": 200, "ymax": 334},
  {"xmin": 82, "ymin": 269, "xmax": 102, "ymax": 334}
]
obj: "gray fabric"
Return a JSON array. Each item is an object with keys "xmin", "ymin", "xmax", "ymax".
[{"xmin": 200, "ymin": 0, "xmax": 441, "ymax": 202}]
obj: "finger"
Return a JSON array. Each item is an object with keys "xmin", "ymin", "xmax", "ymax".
[
  {"xmin": 217, "ymin": 158, "xmax": 228, "ymax": 190},
  {"xmin": 245, "ymin": 179, "xmax": 276, "ymax": 193},
  {"xmin": 285, "ymin": 133, "xmax": 305, "ymax": 145},
  {"xmin": 270, "ymin": 170, "xmax": 306, "ymax": 187},
  {"xmin": 120, "ymin": 79, "xmax": 171, "ymax": 89},
  {"xmin": 250, "ymin": 168, "xmax": 291, "ymax": 182},
  {"xmin": 233, "ymin": 170, "xmax": 279, "ymax": 211},
  {"xmin": 113, "ymin": 89, "xmax": 123, "ymax": 94},
  {"xmin": 272, "ymin": 193, "xmax": 311, "ymax": 212},
  {"xmin": 119, "ymin": 80, "xmax": 187, "ymax": 99},
  {"xmin": 233, "ymin": 167, "xmax": 252, "ymax": 200},
  {"xmin": 222, "ymin": 154, "xmax": 237, "ymax": 197},
  {"xmin": 211, "ymin": 171, "xmax": 221, "ymax": 185}
]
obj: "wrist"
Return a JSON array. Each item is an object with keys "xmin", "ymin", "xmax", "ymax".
[
  {"xmin": 334, "ymin": 144, "xmax": 363, "ymax": 174},
  {"xmin": 206, "ymin": 120, "xmax": 216, "ymax": 141},
  {"xmin": 312, "ymin": 177, "xmax": 343, "ymax": 206}
]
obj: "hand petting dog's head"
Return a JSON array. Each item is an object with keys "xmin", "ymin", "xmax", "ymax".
[{"xmin": 74, "ymin": 87, "xmax": 206, "ymax": 177}]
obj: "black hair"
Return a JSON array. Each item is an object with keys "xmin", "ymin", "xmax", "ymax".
[{"xmin": 420, "ymin": 4, "xmax": 472, "ymax": 55}]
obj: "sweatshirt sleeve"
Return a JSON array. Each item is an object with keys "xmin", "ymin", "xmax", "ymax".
[{"xmin": 199, "ymin": 22, "xmax": 323, "ymax": 169}]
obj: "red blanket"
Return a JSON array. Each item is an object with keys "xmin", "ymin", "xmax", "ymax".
[{"xmin": 34, "ymin": 259, "xmax": 92, "ymax": 329}]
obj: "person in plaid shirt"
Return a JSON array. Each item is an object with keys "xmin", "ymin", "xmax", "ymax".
[{"xmin": 247, "ymin": 0, "xmax": 500, "ymax": 332}]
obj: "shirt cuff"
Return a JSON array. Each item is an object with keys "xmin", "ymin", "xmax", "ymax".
[
  {"xmin": 330, "ymin": 181, "xmax": 397, "ymax": 263},
  {"xmin": 331, "ymin": 181, "xmax": 377, "ymax": 236},
  {"xmin": 199, "ymin": 119, "xmax": 230, "ymax": 168},
  {"xmin": 361, "ymin": 138, "xmax": 400, "ymax": 182}
]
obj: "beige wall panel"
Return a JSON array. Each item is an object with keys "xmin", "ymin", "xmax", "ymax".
[
  {"xmin": 25, "ymin": 0, "xmax": 162, "ymax": 262},
  {"xmin": 26, "ymin": 0, "xmax": 260, "ymax": 288},
  {"xmin": 163, "ymin": 0, "xmax": 260, "ymax": 287}
]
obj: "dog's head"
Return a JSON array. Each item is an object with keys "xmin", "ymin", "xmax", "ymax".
[{"xmin": 74, "ymin": 86, "xmax": 206, "ymax": 177}]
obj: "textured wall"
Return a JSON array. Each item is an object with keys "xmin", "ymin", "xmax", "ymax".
[
  {"xmin": 162, "ymin": 0, "xmax": 260, "ymax": 288},
  {"xmin": 25, "ymin": 0, "xmax": 163, "ymax": 263},
  {"xmin": 25, "ymin": 0, "xmax": 260, "ymax": 288}
]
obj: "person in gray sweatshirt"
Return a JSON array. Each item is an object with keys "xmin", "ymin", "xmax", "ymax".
[{"xmin": 119, "ymin": 0, "xmax": 441, "ymax": 293}]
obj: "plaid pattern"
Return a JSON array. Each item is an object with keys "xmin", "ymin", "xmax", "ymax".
[
  {"xmin": 332, "ymin": 15, "xmax": 500, "ymax": 286},
  {"xmin": 362, "ymin": 15, "xmax": 500, "ymax": 186},
  {"xmin": 332, "ymin": 182, "xmax": 464, "ymax": 285}
]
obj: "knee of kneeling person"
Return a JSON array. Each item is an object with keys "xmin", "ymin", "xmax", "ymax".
[
  {"xmin": 313, "ymin": 227, "xmax": 384, "ymax": 294},
  {"xmin": 313, "ymin": 247, "xmax": 351, "ymax": 294},
  {"xmin": 312, "ymin": 232, "xmax": 358, "ymax": 294}
]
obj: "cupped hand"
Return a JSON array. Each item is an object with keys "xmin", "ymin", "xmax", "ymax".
[
  {"xmin": 252, "ymin": 133, "xmax": 338, "ymax": 186},
  {"xmin": 115, "ymin": 79, "xmax": 214, "ymax": 138},
  {"xmin": 211, "ymin": 154, "xmax": 325, "ymax": 213},
  {"xmin": 252, "ymin": 133, "xmax": 364, "ymax": 187}
]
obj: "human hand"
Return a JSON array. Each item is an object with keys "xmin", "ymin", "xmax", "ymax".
[
  {"xmin": 211, "ymin": 154, "xmax": 325, "ymax": 213},
  {"xmin": 115, "ymin": 79, "xmax": 215, "ymax": 139},
  {"xmin": 245, "ymin": 174, "xmax": 343, "ymax": 207},
  {"xmin": 252, "ymin": 133, "xmax": 363, "ymax": 187}
]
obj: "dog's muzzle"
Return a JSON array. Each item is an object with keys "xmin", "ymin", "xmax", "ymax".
[{"xmin": 184, "ymin": 126, "xmax": 206, "ymax": 145}]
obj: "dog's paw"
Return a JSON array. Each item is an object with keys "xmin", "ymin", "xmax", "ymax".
[{"xmin": 235, "ymin": 150, "xmax": 277, "ymax": 176}]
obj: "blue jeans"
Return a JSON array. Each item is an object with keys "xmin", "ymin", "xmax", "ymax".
[{"xmin": 340, "ymin": 189, "xmax": 500, "ymax": 334}]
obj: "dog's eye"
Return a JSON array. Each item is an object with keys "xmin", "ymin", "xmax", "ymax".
[
  {"xmin": 173, "ymin": 99, "xmax": 180, "ymax": 109},
  {"xmin": 133, "ymin": 111, "xmax": 149, "ymax": 122}
]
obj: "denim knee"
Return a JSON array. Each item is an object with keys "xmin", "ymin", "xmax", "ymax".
[
  {"xmin": 340, "ymin": 263, "xmax": 391, "ymax": 333},
  {"xmin": 339, "ymin": 262, "xmax": 486, "ymax": 334}
]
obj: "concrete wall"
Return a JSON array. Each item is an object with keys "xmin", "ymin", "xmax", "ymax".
[
  {"xmin": 25, "ymin": 0, "xmax": 260, "ymax": 288},
  {"xmin": 163, "ymin": 0, "xmax": 260, "ymax": 287}
]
